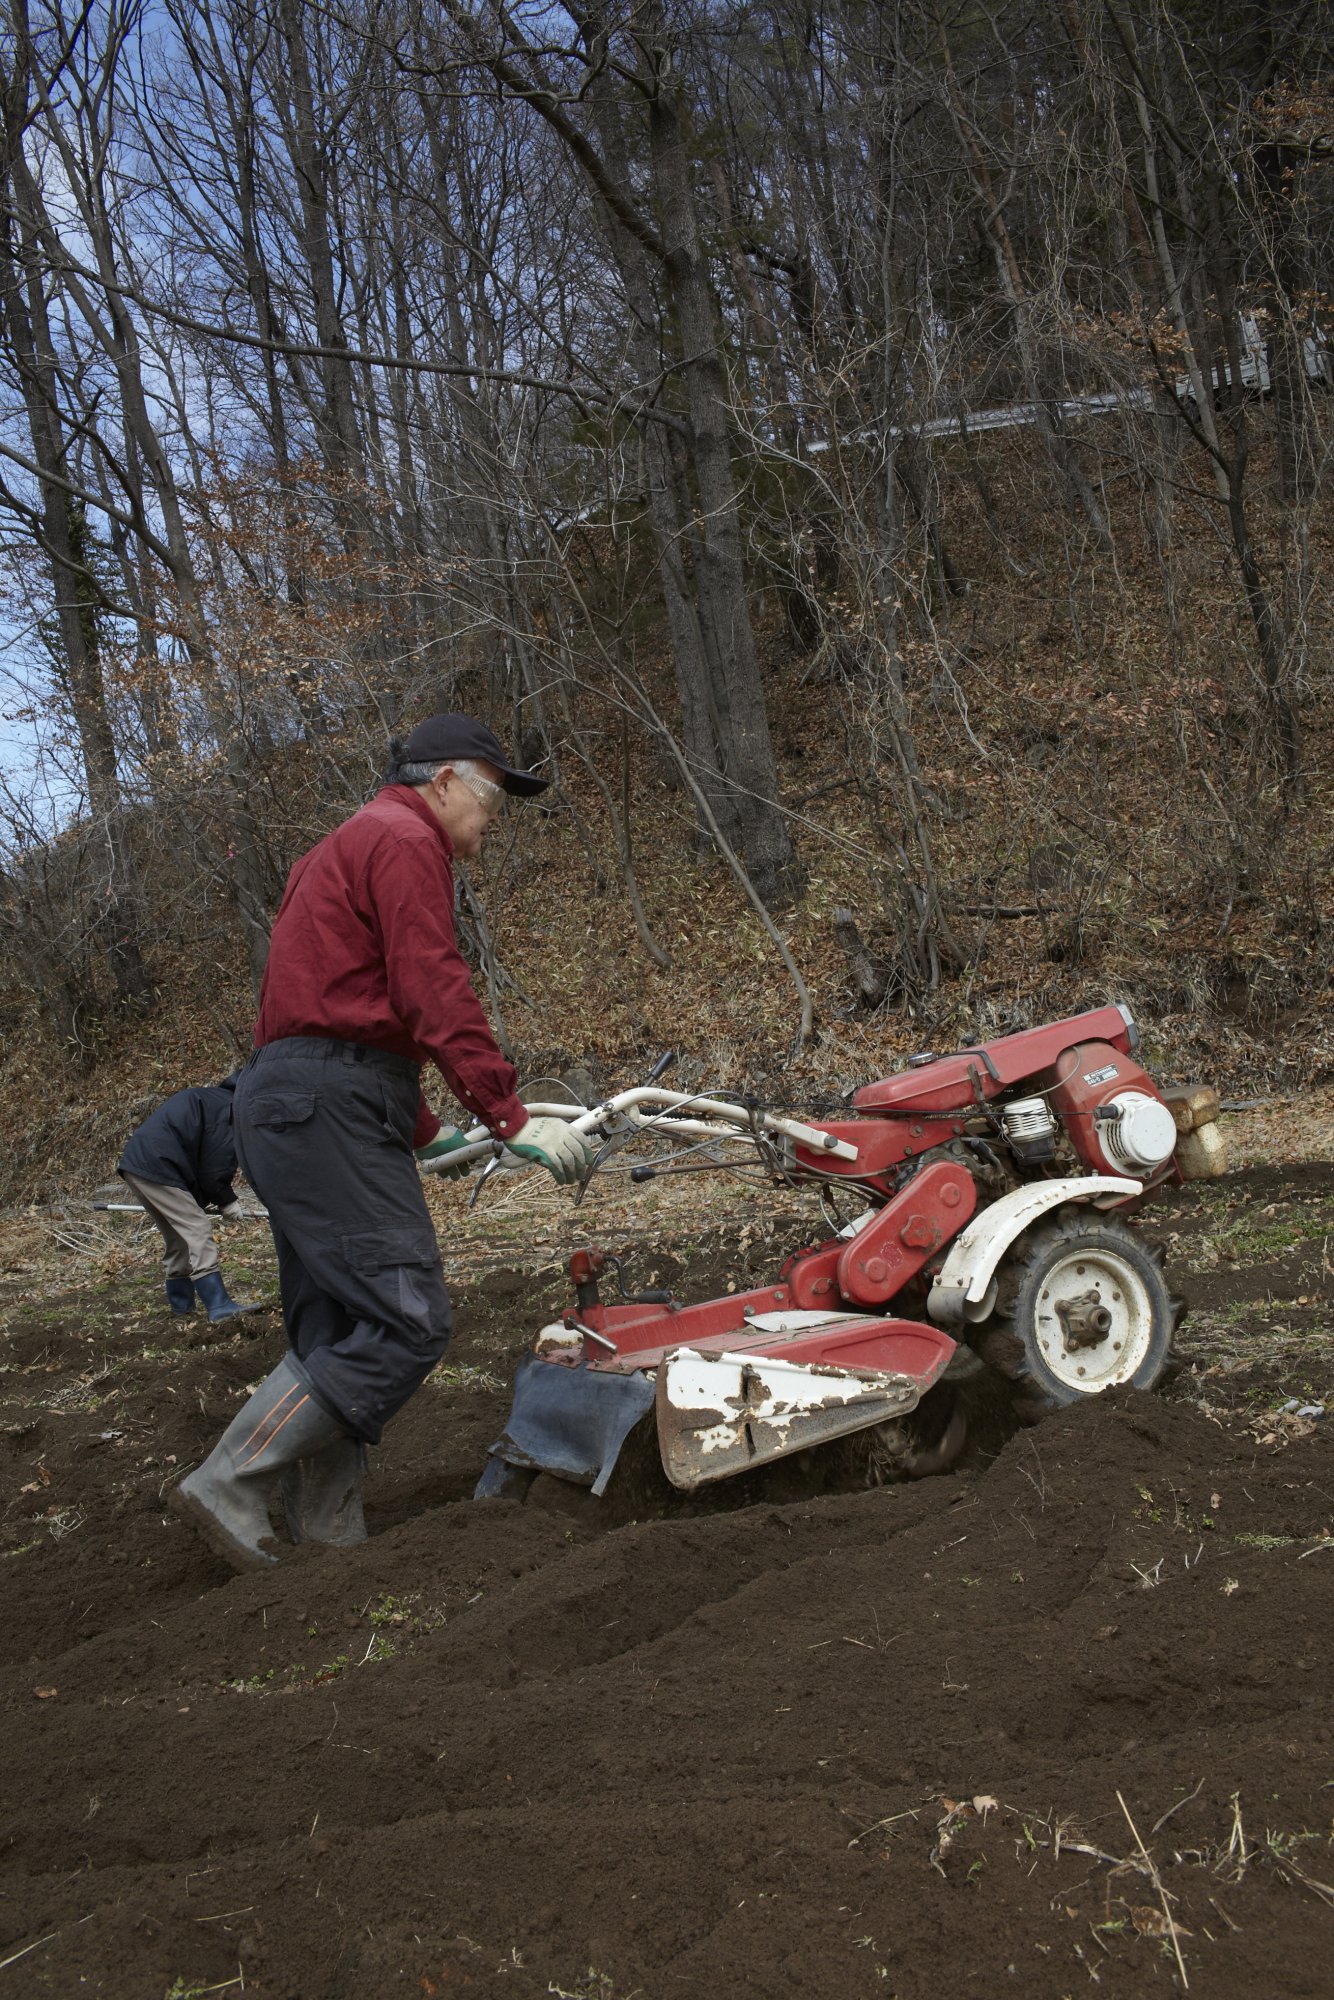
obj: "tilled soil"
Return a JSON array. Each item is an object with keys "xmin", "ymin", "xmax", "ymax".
[{"xmin": 2, "ymin": 1172, "xmax": 1334, "ymax": 1998}]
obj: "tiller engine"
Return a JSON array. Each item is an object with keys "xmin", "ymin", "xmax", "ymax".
[{"xmin": 418, "ymin": 1004, "xmax": 1226, "ymax": 1505}]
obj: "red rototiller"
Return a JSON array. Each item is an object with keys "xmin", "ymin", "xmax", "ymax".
[{"xmin": 418, "ymin": 1004, "xmax": 1226, "ymax": 1504}]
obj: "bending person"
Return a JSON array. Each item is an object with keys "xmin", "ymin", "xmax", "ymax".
[
  {"xmin": 170, "ymin": 713, "xmax": 591, "ymax": 1570},
  {"xmin": 119, "ymin": 1073, "xmax": 256, "ymax": 1323}
]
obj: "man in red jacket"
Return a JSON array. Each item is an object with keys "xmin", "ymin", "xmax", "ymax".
[{"xmin": 170, "ymin": 714, "xmax": 590, "ymax": 1571}]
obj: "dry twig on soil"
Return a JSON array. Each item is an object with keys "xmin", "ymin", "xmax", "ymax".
[{"xmin": 1117, "ymin": 1790, "xmax": 1190, "ymax": 1989}]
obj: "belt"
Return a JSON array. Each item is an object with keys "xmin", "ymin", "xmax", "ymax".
[{"xmin": 250, "ymin": 1036, "xmax": 421, "ymax": 1079}]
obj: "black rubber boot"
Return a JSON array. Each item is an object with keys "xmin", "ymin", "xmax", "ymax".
[
  {"xmin": 169, "ymin": 1356, "xmax": 348, "ymax": 1570},
  {"xmin": 280, "ymin": 1438, "xmax": 368, "ymax": 1548},
  {"xmin": 165, "ymin": 1277, "xmax": 196, "ymax": 1316},
  {"xmin": 194, "ymin": 1270, "xmax": 257, "ymax": 1323}
]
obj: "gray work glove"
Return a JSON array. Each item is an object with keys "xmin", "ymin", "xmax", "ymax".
[
  {"xmin": 506, "ymin": 1115, "xmax": 594, "ymax": 1187},
  {"xmin": 217, "ymin": 1202, "xmax": 245, "ymax": 1222}
]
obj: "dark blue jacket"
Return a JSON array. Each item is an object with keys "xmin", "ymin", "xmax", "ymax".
[{"xmin": 118, "ymin": 1075, "xmax": 240, "ymax": 1210}]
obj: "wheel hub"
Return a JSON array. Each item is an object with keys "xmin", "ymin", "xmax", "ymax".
[
  {"xmin": 1034, "ymin": 1246, "xmax": 1155, "ymax": 1391},
  {"xmin": 1054, "ymin": 1286, "xmax": 1114, "ymax": 1350}
]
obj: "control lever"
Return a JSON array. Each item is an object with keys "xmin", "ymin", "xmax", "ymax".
[
  {"xmin": 574, "ymin": 1134, "xmax": 620, "ymax": 1209},
  {"xmin": 467, "ymin": 1147, "xmax": 506, "ymax": 1208},
  {"xmin": 643, "ymin": 1049, "xmax": 677, "ymax": 1086},
  {"xmin": 567, "ymin": 1245, "xmax": 673, "ymax": 1309},
  {"xmin": 608, "ymin": 1249, "xmax": 673, "ymax": 1306}
]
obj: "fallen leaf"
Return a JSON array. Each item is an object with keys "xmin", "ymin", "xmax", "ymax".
[
  {"xmin": 33, "ymin": 1687, "xmax": 57, "ymax": 1700},
  {"xmin": 1222, "ymin": 1577, "xmax": 1240, "ymax": 1596},
  {"xmin": 1130, "ymin": 1905, "xmax": 1193, "ymax": 1941}
]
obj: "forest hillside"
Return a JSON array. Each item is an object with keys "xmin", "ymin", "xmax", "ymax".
[{"xmin": 0, "ymin": 0, "xmax": 1330, "ymax": 1203}]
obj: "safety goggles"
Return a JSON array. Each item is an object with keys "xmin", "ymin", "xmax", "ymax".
[{"xmin": 455, "ymin": 768, "xmax": 503, "ymax": 811}]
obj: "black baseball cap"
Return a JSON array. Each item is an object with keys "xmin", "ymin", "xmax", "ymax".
[{"xmin": 392, "ymin": 712, "xmax": 549, "ymax": 797}]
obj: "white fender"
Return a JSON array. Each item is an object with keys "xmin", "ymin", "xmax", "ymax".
[{"xmin": 927, "ymin": 1176, "xmax": 1142, "ymax": 1326}]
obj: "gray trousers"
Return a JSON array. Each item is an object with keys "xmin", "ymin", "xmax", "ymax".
[
  {"xmin": 121, "ymin": 1173, "xmax": 221, "ymax": 1280},
  {"xmin": 233, "ymin": 1038, "xmax": 452, "ymax": 1445}
]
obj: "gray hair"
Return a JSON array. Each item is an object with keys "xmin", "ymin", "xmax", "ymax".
[{"xmin": 389, "ymin": 754, "xmax": 489, "ymax": 788}]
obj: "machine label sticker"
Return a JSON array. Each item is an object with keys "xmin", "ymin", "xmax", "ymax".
[{"xmin": 1083, "ymin": 1064, "xmax": 1119, "ymax": 1087}]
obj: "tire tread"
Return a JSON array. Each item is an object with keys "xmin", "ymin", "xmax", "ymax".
[{"xmin": 965, "ymin": 1211, "xmax": 1180, "ymax": 1406}]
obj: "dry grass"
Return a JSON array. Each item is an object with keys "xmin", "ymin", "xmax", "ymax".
[
  {"xmin": 4, "ymin": 1084, "xmax": 1323, "ymax": 1303},
  {"xmin": 1222, "ymin": 1090, "xmax": 1334, "ymax": 1168},
  {"xmin": 0, "ymin": 1152, "xmax": 822, "ymax": 1297},
  {"xmin": 1, "ymin": 420, "xmax": 1332, "ymax": 1204},
  {"xmin": 418, "ymin": 1161, "xmax": 822, "ymax": 1285}
]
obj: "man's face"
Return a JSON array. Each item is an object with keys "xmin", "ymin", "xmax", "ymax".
[{"xmin": 421, "ymin": 761, "xmax": 504, "ymax": 859}]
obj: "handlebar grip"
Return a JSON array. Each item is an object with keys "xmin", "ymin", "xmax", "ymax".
[
  {"xmin": 418, "ymin": 1137, "xmax": 501, "ymax": 1174},
  {"xmin": 643, "ymin": 1050, "xmax": 677, "ymax": 1086}
]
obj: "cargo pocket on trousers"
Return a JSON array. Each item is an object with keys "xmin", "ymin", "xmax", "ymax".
[
  {"xmin": 341, "ymin": 1227, "xmax": 440, "ymax": 1277},
  {"xmin": 246, "ymin": 1091, "xmax": 318, "ymax": 1132}
]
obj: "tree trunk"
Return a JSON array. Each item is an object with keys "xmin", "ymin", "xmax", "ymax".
[
  {"xmin": 274, "ymin": 0, "xmax": 365, "ymax": 486},
  {"xmin": 646, "ymin": 80, "xmax": 800, "ymax": 906},
  {"xmin": 587, "ymin": 76, "xmax": 745, "ymax": 858},
  {"xmin": 938, "ymin": 27, "xmax": 1113, "ymax": 554},
  {"xmin": 0, "ymin": 75, "xmax": 151, "ymax": 1009}
]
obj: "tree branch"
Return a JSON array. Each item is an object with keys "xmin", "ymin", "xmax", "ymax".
[{"xmin": 421, "ymin": 1, "xmax": 667, "ymax": 262}]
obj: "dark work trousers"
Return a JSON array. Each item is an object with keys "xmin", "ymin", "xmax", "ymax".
[{"xmin": 233, "ymin": 1039, "xmax": 452, "ymax": 1443}]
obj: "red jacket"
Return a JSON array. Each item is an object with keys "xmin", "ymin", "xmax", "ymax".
[{"xmin": 254, "ymin": 787, "xmax": 527, "ymax": 1147}]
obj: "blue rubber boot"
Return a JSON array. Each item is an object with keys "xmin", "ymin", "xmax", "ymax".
[
  {"xmin": 194, "ymin": 1270, "xmax": 257, "ymax": 1323},
  {"xmin": 169, "ymin": 1355, "xmax": 348, "ymax": 1570},
  {"xmin": 165, "ymin": 1278, "xmax": 196, "ymax": 1316}
]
